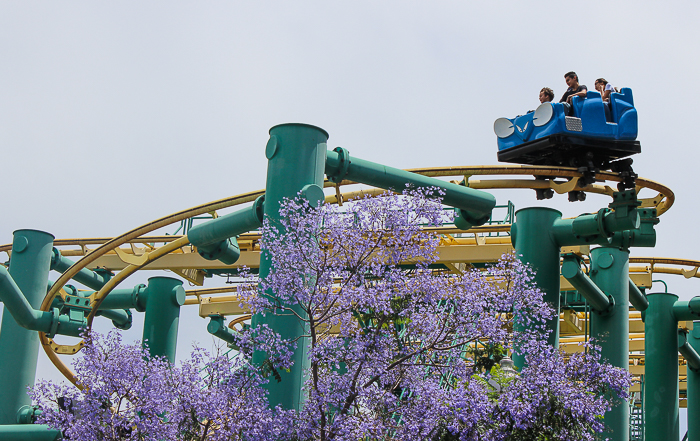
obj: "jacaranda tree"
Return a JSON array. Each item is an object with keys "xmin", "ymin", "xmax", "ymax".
[
  {"xmin": 30, "ymin": 329, "xmax": 288, "ymax": 441},
  {"xmin": 31, "ymin": 189, "xmax": 630, "ymax": 440}
]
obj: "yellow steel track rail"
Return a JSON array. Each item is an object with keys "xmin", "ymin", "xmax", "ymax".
[{"xmin": 0, "ymin": 165, "xmax": 674, "ymax": 386}]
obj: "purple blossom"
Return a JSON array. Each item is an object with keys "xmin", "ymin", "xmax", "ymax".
[
  {"xmin": 238, "ymin": 189, "xmax": 630, "ymax": 440},
  {"xmin": 31, "ymin": 189, "xmax": 630, "ymax": 441},
  {"xmin": 30, "ymin": 330, "xmax": 285, "ymax": 441}
]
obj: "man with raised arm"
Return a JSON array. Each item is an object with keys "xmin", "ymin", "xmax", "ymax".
[{"xmin": 559, "ymin": 71, "xmax": 588, "ymax": 103}]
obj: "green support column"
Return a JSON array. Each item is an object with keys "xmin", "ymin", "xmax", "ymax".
[
  {"xmin": 511, "ymin": 208, "xmax": 562, "ymax": 368},
  {"xmin": 0, "ymin": 230, "xmax": 54, "ymax": 425},
  {"xmin": 142, "ymin": 277, "xmax": 185, "ymax": 362},
  {"xmin": 0, "ymin": 424, "xmax": 61, "ymax": 440},
  {"xmin": 252, "ymin": 123, "xmax": 328, "ymax": 411},
  {"xmin": 645, "ymin": 293, "xmax": 680, "ymax": 441},
  {"xmin": 589, "ymin": 247, "xmax": 630, "ymax": 441},
  {"xmin": 688, "ymin": 323, "xmax": 700, "ymax": 441}
]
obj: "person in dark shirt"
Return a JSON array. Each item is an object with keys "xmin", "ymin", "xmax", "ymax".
[{"xmin": 559, "ymin": 71, "xmax": 588, "ymax": 103}]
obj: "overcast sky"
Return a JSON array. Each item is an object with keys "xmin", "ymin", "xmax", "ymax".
[{"xmin": 1, "ymin": 1, "xmax": 698, "ymax": 435}]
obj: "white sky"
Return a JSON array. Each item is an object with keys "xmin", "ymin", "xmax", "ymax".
[{"xmin": 1, "ymin": 1, "xmax": 697, "ymax": 437}]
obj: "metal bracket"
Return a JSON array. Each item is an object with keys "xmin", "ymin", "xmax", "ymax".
[
  {"xmin": 682, "ymin": 267, "xmax": 699, "ymax": 279},
  {"xmin": 47, "ymin": 308, "xmax": 60, "ymax": 338},
  {"xmin": 115, "ymin": 247, "xmax": 150, "ymax": 266},
  {"xmin": 551, "ymin": 177, "xmax": 580, "ymax": 194},
  {"xmin": 328, "ymin": 147, "xmax": 351, "ymax": 184}
]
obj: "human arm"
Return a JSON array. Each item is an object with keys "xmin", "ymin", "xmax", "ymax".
[{"xmin": 566, "ymin": 85, "xmax": 588, "ymax": 103}]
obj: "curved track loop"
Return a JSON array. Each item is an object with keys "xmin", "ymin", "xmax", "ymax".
[
  {"xmin": 411, "ymin": 165, "xmax": 675, "ymax": 215},
  {"xmin": 630, "ymin": 257, "xmax": 700, "ymax": 281},
  {"xmin": 13, "ymin": 165, "xmax": 672, "ymax": 385},
  {"xmin": 41, "ymin": 237, "xmax": 191, "ymax": 388},
  {"xmin": 329, "ymin": 165, "xmax": 674, "ymax": 215},
  {"xmin": 228, "ymin": 314, "xmax": 252, "ymax": 331},
  {"xmin": 40, "ymin": 189, "xmax": 265, "ymax": 312}
]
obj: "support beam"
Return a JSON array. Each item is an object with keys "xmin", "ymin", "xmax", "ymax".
[
  {"xmin": 50, "ymin": 247, "xmax": 110, "ymax": 291},
  {"xmin": 511, "ymin": 191, "xmax": 646, "ymax": 369},
  {"xmin": 252, "ymin": 123, "xmax": 328, "ymax": 412},
  {"xmin": 0, "ymin": 266, "xmax": 55, "ymax": 333},
  {"xmin": 511, "ymin": 208, "xmax": 562, "ymax": 368},
  {"xmin": 207, "ymin": 315, "xmax": 238, "ymax": 345},
  {"xmin": 0, "ymin": 268, "xmax": 92, "ymax": 338},
  {"xmin": 589, "ymin": 247, "xmax": 630, "ymax": 441},
  {"xmin": 187, "ymin": 196, "xmax": 264, "ymax": 264},
  {"xmin": 688, "ymin": 323, "xmax": 700, "ymax": 441},
  {"xmin": 561, "ymin": 254, "xmax": 614, "ymax": 315},
  {"xmin": 142, "ymin": 277, "xmax": 185, "ymax": 362},
  {"xmin": 95, "ymin": 308, "xmax": 132, "ymax": 330},
  {"xmin": 645, "ymin": 292, "xmax": 680, "ymax": 441},
  {"xmin": 0, "ymin": 230, "xmax": 54, "ymax": 425},
  {"xmin": 95, "ymin": 285, "xmax": 147, "ymax": 311},
  {"xmin": 325, "ymin": 147, "xmax": 497, "ymax": 230},
  {"xmin": 673, "ymin": 297, "xmax": 700, "ymax": 322},
  {"xmin": 628, "ymin": 278, "xmax": 648, "ymax": 312},
  {"xmin": 0, "ymin": 425, "xmax": 61, "ymax": 440}
]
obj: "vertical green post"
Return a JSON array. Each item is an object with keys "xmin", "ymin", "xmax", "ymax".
[
  {"xmin": 252, "ymin": 123, "xmax": 328, "ymax": 411},
  {"xmin": 142, "ymin": 277, "xmax": 185, "ymax": 362},
  {"xmin": 688, "ymin": 323, "xmax": 700, "ymax": 441},
  {"xmin": 644, "ymin": 293, "xmax": 680, "ymax": 441},
  {"xmin": 589, "ymin": 247, "xmax": 629, "ymax": 441},
  {"xmin": 0, "ymin": 230, "xmax": 54, "ymax": 424},
  {"xmin": 511, "ymin": 207, "xmax": 562, "ymax": 368}
]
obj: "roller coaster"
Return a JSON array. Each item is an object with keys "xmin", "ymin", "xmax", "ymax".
[{"xmin": 0, "ymin": 117, "xmax": 696, "ymax": 440}]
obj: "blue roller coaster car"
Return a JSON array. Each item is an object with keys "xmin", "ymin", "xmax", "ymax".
[{"xmin": 494, "ymin": 88, "xmax": 641, "ymax": 170}]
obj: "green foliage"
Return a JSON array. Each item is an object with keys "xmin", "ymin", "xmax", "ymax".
[
  {"xmin": 261, "ymin": 358, "xmax": 283, "ymax": 383},
  {"xmin": 468, "ymin": 342, "xmax": 507, "ymax": 373}
]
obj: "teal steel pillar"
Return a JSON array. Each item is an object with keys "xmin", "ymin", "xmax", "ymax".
[
  {"xmin": 0, "ymin": 230, "xmax": 54, "ymax": 425},
  {"xmin": 252, "ymin": 123, "xmax": 328, "ymax": 411},
  {"xmin": 589, "ymin": 247, "xmax": 629, "ymax": 441},
  {"xmin": 50, "ymin": 248, "xmax": 110, "ymax": 291},
  {"xmin": 142, "ymin": 277, "xmax": 185, "ymax": 362},
  {"xmin": 688, "ymin": 323, "xmax": 700, "ymax": 441},
  {"xmin": 645, "ymin": 293, "xmax": 680, "ymax": 441},
  {"xmin": 0, "ymin": 425, "xmax": 61, "ymax": 440},
  {"xmin": 511, "ymin": 207, "xmax": 562, "ymax": 368}
]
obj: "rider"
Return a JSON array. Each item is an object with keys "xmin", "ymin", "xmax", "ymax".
[
  {"xmin": 559, "ymin": 71, "xmax": 587, "ymax": 103},
  {"xmin": 539, "ymin": 87, "xmax": 554, "ymax": 103}
]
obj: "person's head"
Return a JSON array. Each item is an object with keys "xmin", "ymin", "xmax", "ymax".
[
  {"xmin": 564, "ymin": 71, "xmax": 579, "ymax": 88},
  {"xmin": 594, "ymin": 78, "xmax": 608, "ymax": 92},
  {"xmin": 539, "ymin": 87, "xmax": 554, "ymax": 103}
]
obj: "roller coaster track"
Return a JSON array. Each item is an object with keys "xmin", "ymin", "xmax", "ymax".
[{"xmin": 0, "ymin": 165, "xmax": 678, "ymax": 387}]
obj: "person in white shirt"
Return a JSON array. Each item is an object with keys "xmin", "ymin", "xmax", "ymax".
[{"xmin": 594, "ymin": 78, "xmax": 618, "ymax": 102}]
